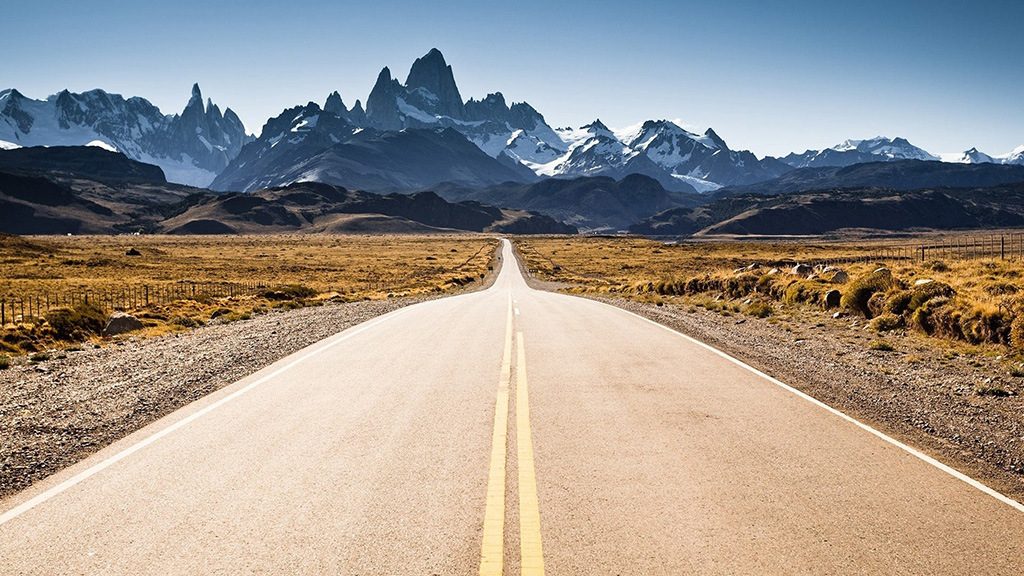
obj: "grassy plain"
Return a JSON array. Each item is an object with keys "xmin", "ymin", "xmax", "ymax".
[
  {"xmin": 0, "ymin": 234, "xmax": 498, "ymax": 354},
  {"xmin": 514, "ymin": 235, "xmax": 1024, "ymax": 358}
]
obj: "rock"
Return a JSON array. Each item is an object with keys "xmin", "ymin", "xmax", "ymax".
[
  {"xmin": 125, "ymin": 248, "xmax": 142, "ymax": 256},
  {"xmin": 103, "ymin": 312, "xmax": 144, "ymax": 336},
  {"xmin": 791, "ymin": 264, "xmax": 813, "ymax": 276},
  {"xmin": 833, "ymin": 311, "xmax": 845, "ymax": 319},
  {"xmin": 914, "ymin": 278, "xmax": 934, "ymax": 286},
  {"xmin": 873, "ymin": 267, "xmax": 891, "ymax": 278},
  {"xmin": 830, "ymin": 270, "xmax": 850, "ymax": 284},
  {"xmin": 823, "ymin": 289, "xmax": 842, "ymax": 309},
  {"xmin": 767, "ymin": 268, "xmax": 780, "ymax": 276}
]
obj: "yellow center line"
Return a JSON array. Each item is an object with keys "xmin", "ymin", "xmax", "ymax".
[
  {"xmin": 516, "ymin": 331, "xmax": 545, "ymax": 575},
  {"xmin": 479, "ymin": 292, "xmax": 514, "ymax": 576}
]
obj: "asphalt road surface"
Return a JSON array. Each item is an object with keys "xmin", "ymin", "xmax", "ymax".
[{"xmin": 2, "ymin": 239, "xmax": 1023, "ymax": 574}]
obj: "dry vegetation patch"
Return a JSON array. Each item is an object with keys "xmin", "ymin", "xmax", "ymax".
[{"xmin": 0, "ymin": 234, "xmax": 498, "ymax": 354}]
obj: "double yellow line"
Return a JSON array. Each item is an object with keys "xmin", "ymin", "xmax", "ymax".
[{"xmin": 479, "ymin": 292, "xmax": 545, "ymax": 576}]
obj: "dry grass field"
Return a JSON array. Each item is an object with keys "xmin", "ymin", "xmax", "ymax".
[
  {"xmin": 515, "ymin": 235, "xmax": 1024, "ymax": 365},
  {"xmin": 0, "ymin": 234, "xmax": 498, "ymax": 355}
]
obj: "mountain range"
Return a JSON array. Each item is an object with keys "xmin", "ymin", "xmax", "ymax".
[
  {"xmin": 0, "ymin": 84, "xmax": 252, "ymax": 187},
  {"xmin": 0, "ymin": 146, "xmax": 574, "ymax": 235},
  {"xmin": 9, "ymin": 48, "xmax": 1018, "ymax": 198}
]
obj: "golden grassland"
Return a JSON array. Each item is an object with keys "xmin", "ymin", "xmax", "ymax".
[
  {"xmin": 514, "ymin": 235, "xmax": 1024, "ymax": 365},
  {"xmin": 0, "ymin": 234, "xmax": 498, "ymax": 355}
]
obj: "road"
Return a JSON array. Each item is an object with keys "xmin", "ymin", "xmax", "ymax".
[{"xmin": 1, "ymin": 239, "xmax": 1023, "ymax": 574}]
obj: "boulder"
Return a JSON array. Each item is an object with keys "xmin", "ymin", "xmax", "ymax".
[
  {"xmin": 791, "ymin": 264, "xmax": 813, "ymax": 276},
  {"xmin": 823, "ymin": 289, "xmax": 842, "ymax": 309},
  {"xmin": 126, "ymin": 248, "xmax": 142, "ymax": 256},
  {"xmin": 873, "ymin": 267, "xmax": 891, "ymax": 278},
  {"xmin": 830, "ymin": 270, "xmax": 850, "ymax": 284},
  {"xmin": 766, "ymin": 268, "xmax": 780, "ymax": 276},
  {"xmin": 914, "ymin": 278, "xmax": 934, "ymax": 286},
  {"xmin": 103, "ymin": 312, "xmax": 144, "ymax": 336}
]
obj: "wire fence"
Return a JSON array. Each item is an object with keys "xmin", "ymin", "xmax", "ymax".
[
  {"xmin": 779, "ymin": 233, "xmax": 1024, "ymax": 269},
  {"xmin": 1, "ymin": 280, "xmax": 269, "ymax": 326}
]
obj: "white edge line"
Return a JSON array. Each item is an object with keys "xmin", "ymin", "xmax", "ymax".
[
  {"xmin": 587, "ymin": 297, "xmax": 1024, "ymax": 515},
  {"xmin": 0, "ymin": 305, "xmax": 414, "ymax": 526}
]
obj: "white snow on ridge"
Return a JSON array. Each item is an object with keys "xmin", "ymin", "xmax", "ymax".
[
  {"xmin": 0, "ymin": 140, "xmax": 21, "ymax": 150},
  {"xmin": 672, "ymin": 173, "xmax": 721, "ymax": 193},
  {"xmin": 86, "ymin": 140, "xmax": 118, "ymax": 152},
  {"xmin": 396, "ymin": 97, "xmax": 440, "ymax": 124}
]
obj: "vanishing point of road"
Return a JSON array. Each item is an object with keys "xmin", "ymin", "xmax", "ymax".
[{"xmin": 2, "ymin": 240, "xmax": 1023, "ymax": 574}]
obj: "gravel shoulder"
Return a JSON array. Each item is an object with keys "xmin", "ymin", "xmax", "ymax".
[{"xmin": 0, "ymin": 245, "xmax": 503, "ymax": 501}]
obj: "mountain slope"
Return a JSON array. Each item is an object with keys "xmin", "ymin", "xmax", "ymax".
[
  {"xmin": 431, "ymin": 173, "xmax": 703, "ymax": 232},
  {"xmin": 162, "ymin": 182, "xmax": 576, "ymax": 234},
  {"xmin": 213, "ymin": 126, "xmax": 532, "ymax": 193},
  {"xmin": 630, "ymin": 184, "xmax": 1024, "ymax": 237},
  {"xmin": 715, "ymin": 160, "xmax": 1024, "ymax": 197}
]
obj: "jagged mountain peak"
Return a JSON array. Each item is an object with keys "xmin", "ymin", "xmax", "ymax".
[
  {"xmin": 404, "ymin": 48, "xmax": 463, "ymax": 118},
  {"xmin": 704, "ymin": 128, "xmax": 727, "ymax": 150},
  {"xmin": 324, "ymin": 91, "xmax": 346, "ymax": 116}
]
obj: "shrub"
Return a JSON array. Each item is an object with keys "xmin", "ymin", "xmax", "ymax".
[
  {"xmin": 29, "ymin": 351, "xmax": 50, "ymax": 363},
  {"xmin": 883, "ymin": 290, "xmax": 913, "ymax": 315},
  {"xmin": 209, "ymin": 307, "xmax": 235, "ymax": 319},
  {"xmin": 746, "ymin": 301, "xmax": 773, "ymax": 318},
  {"xmin": 869, "ymin": 339, "xmax": 895, "ymax": 352},
  {"xmin": 170, "ymin": 316, "xmax": 203, "ymax": 328},
  {"xmin": 261, "ymin": 284, "xmax": 318, "ymax": 301},
  {"xmin": 907, "ymin": 281, "xmax": 955, "ymax": 312},
  {"xmin": 927, "ymin": 260, "xmax": 950, "ymax": 272},
  {"xmin": 1012, "ymin": 314, "xmax": 1024, "ymax": 350},
  {"xmin": 842, "ymin": 270, "xmax": 895, "ymax": 317},
  {"xmin": 44, "ymin": 303, "xmax": 107, "ymax": 340},
  {"xmin": 975, "ymin": 381, "xmax": 1011, "ymax": 397},
  {"xmin": 869, "ymin": 313, "xmax": 904, "ymax": 332},
  {"xmin": 0, "ymin": 355, "xmax": 9, "ymax": 370}
]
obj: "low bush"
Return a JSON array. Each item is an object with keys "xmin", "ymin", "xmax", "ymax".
[
  {"xmin": 0, "ymin": 354, "xmax": 9, "ymax": 369},
  {"xmin": 975, "ymin": 381, "xmax": 1011, "ymax": 397},
  {"xmin": 842, "ymin": 270, "xmax": 896, "ymax": 317},
  {"xmin": 261, "ymin": 284, "xmax": 318, "ymax": 301},
  {"xmin": 169, "ymin": 316, "xmax": 203, "ymax": 328},
  {"xmin": 44, "ymin": 303, "xmax": 106, "ymax": 340},
  {"xmin": 745, "ymin": 301, "xmax": 773, "ymax": 318},
  {"xmin": 869, "ymin": 339, "xmax": 895, "ymax": 352},
  {"xmin": 869, "ymin": 313, "xmax": 904, "ymax": 332}
]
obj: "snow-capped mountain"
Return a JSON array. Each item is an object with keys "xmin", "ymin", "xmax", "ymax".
[
  {"xmin": 945, "ymin": 145, "xmax": 1024, "ymax": 166},
  {"xmin": 361, "ymin": 49, "xmax": 565, "ymax": 165},
  {"xmin": 783, "ymin": 137, "xmax": 939, "ymax": 169},
  {"xmin": 0, "ymin": 84, "xmax": 252, "ymax": 187}
]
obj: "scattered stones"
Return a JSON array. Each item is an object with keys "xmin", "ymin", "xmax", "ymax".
[{"xmin": 103, "ymin": 312, "xmax": 144, "ymax": 336}]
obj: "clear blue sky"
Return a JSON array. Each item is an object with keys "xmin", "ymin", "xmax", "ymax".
[{"xmin": 5, "ymin": 0, "xmax": 1022, "ymax": 157}]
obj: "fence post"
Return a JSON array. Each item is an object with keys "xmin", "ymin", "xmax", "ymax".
[
  {"xmin": 921, "ymin": 246, "xmax": 925, "ymax": 263},
  {"xmin": 1, "ymin": 299, "xmax": 4, "ymax": 326},
  {"xmin": 1002, "ymin": 235, "xmax": 1006, "ymax": 260}
]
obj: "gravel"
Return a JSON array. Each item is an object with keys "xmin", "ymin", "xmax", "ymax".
[{"xmin": 593, "ymin": 296, "xmax": 1024, "ymax": 502}]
